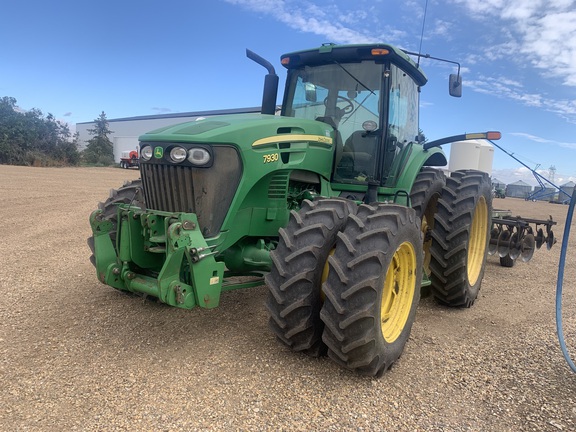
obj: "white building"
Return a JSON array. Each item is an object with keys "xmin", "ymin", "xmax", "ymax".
[{"xmin": 76, "ymin": 107, "xmax": 261, "ymax": 162}]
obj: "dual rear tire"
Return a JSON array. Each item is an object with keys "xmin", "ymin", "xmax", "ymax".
[
  {"xmin": 429, "ymin": 170, "xmax": 493, "ymax": 307},
  {"xmin": 266, "ymin": 200, "xmax": 423, "ymax": 376},
  {"xmin": 265, "ymin": 199, "xmax": 355, "ymax": 356},
  {"xmin": 266, "ymin": 169, "xmax": 493, "ymax": 376},
  {"xmin": 320, "ymin": 204, "xmax": 422, "ymax": 376},
  {"xmin": 408, "ymin": 168, "xmax": 493, "ymax": 306}
]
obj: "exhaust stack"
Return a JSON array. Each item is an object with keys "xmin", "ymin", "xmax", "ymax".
[{"xmin": 246, "ymin": 49, "xmax": 279, "ymax": 115}]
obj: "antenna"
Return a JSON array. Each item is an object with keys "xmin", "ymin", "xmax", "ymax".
[
  {"xmin": 417, "ymin": 0, "xmax": 429, "ymax": 67},
  {"xmin": 404, "ymin": 0, "xmax": 463, "ymax": 97}
]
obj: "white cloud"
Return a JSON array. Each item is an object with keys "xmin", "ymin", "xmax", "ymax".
[
  {"xmin": 428, "ymin": 19, "xmax": 452, "ymax": 38},
  {"xmin": 227, "ymin": 0, "xmax": 576, "ymax": 86},
  {"xmin": 226, "ymin": 0, "xmax": 576, "ymax": 121},
  {"xmin": 225, "ymin": 0, "xmax": 380, "ymax": 44},
  {"xmin": 492, "ymin": 167, "xmax": 538, "ymax": 186},
  {"xmin": 509, "ymin": 132, "xmax": 576, "ymax": 150},
  {"xmin": 491, "ymin": 166, "xmax": 570, "ymax": 186},
  {"xmin": 467, "ymin": 76, "xmax": 576, "ymax": 121},
  {"xmin": 449, "ymin": 0, "xmax": 576, "ymax": 87},
  {"xmin": 467, "ymin": 76, "xmax": 543, "ymax": 106},
  {"xmin": 444, "ymin": 0, "xmax": 576, "ymax": 122}
]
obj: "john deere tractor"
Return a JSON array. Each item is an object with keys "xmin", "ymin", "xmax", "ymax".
[{"xmin": 89, "ymin": 43, "xmax": 500, "ymax": 376}]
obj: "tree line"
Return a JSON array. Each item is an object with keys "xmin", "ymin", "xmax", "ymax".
[{"xmin": 0, "ymin": 96, "xmax": 114, "ymax": 167}]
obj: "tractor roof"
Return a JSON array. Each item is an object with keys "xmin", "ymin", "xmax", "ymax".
[{"xmin": 280, "ymin": 43, "xmax": 428, "ymax": 87}]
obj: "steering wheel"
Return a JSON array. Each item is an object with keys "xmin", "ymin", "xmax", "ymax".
[{"xmin": 324, "ymin": 96, "xmax": 354, "ymax": 114}]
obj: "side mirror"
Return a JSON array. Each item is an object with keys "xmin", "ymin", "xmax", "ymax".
[
  {"xmin": 305, "ymin": 83, "xmax": 317, "ymax": 102},
  {"xmin": 449, "ymin": 74, "xmax": 462, "ymax": 98}
]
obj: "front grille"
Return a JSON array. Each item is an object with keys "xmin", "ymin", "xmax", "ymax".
[{"xmin": 140, "ymin": 145, "xmax": 242, "ymax": 238}]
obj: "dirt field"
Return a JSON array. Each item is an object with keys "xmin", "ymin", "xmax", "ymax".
[{"xmin": 1, "ymin": 165, "xmax": 576, "ymax": 431}]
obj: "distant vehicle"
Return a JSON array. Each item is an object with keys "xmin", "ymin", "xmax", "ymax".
[
  {"xmin": 494, "ymin": 188, "xmax": 506, "ymax": 198},
  {"xmin": 119, "ymin": 150, "xmax": 139, "ymax": 169}
]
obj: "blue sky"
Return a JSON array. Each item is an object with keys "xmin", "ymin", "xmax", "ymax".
[{"xmin": 2, "ymin": 0, "xmax": 575, "ymax": 185}]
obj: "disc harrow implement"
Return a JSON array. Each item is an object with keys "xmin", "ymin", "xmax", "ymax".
[{"xmin": 490, "ymin": 209, "xmax": 556, "ymax": 267}]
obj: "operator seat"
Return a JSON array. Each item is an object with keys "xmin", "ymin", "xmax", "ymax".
[{"xmin": 342, "ymin": 130, "xmax": 378, "ymax": 177}]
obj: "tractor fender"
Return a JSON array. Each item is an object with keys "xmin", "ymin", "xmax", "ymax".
[{"xmin": 394, "ymin": 145, "xmax": 447, "ymax": 194}]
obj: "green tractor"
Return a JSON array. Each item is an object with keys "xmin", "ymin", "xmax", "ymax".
[
  {"xmin": 494, "ymin": 187, "xmax": 506, "ymax": 198},
  {"xmin": 89, "ymin": 43, "xmax": 500, "ymax": 376}
]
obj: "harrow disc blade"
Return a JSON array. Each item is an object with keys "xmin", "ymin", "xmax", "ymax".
[
  {"xmin": 520, "ymin": 233, "xmax": 536, "ymax": 262},
  {"xmin": 535, "ymin": 228, "xmax": 545, "ymax": 249},
  {"xmin": 547, "ymin": 230, "xmax": 555, "ymax": 250},
  {"xmin": 488, "ymin": 227, "xmax": 500, "ymax": 256},
  {"xmin": 509, "ymin": 233, "xmax": 521, "ymax": 260},
  {"xmin": 497, "ymin": 230, "xmax": 512, "ymax": 258}
]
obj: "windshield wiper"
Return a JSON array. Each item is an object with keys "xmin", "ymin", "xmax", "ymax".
[
  {"xmin": 333, "ymin": 61, "xmax": 376, "ymax": 95},
  {"xmin": 333, "ymin": 61, "xmax": 378, "ymax": 126}
]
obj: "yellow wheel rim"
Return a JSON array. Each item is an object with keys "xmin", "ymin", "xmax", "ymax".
[
  {"xmin": 420, "ymin": 195, "xmax": 439, "ymax": 277},
  {"xmin": 320, "ymin": 248, "xmax": 335, "ymax": 302},
  {"xmin": 421, "ymin": 214, "xmax": 431, "ymax": 276},
  {"xmin": 380, "ymin": 242, "xmax": 417, "ymax": 343},
  {"xmin": 467, "ymin": 196, "xmax": 488, "ymax": 286}
]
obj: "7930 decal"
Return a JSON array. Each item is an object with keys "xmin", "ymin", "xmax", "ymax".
[{"xmin": 263, "ymin": 153, "xmax": 279, "ymax": 163}]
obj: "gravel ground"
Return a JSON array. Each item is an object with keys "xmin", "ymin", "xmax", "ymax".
[{"xmin": 1, "ymin": 165, "xmax": 576, "ymax": 431}]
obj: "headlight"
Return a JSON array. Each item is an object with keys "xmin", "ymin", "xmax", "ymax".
[
  {"xmin": 169, "ymin": 146, "xmax": 188, "ymax": 163},
  {"xmin": 188, "ymin": 148, "xmax": 211, "ymax": 165},
  {"xmin": 141, "ymin": 145, "xmax": 153, "ymax": 161}
]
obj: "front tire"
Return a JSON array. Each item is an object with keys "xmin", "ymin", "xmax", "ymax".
[
  {"xmin": 265, "ymin": 199, "xmax": 355, "ymax": 357},
  {"xmin": 320, "ymin": 204, "xmax": 423, "ymax": 377},
  {"xmin": 429, "ymin": 170, "xmax": 492, "ymax": 307},
  {"xmin": 87, "ymin": 180, "xmax": 144, "ymax": 266}
]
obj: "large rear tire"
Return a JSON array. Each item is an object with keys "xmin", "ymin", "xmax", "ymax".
[
  {"xmin": 410, "ymin": 167, "xmax": 446, "ymax": 278},
  {"xmin": 320, "ymin": 204, "xmax": 423, "ymax": 377},
  {"xmin": 429, "ymin": 170, "xmax": 492, "ymax": 307},
  {"xmin": 265, "ymin": 199, "xmax": 355, "ymax": 357},
  {"xmin": 87, "ymin": 180, "xmax": 144, "ymax": 266}
]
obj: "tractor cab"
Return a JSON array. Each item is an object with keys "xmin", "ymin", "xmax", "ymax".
[{"xmin": 280, "ymin": 44, "xmax": 426, "ymax": 187}]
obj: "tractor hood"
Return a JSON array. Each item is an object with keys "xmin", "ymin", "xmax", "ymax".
[
  {"xmin": 136, "ymin": 112, "xmax": 337, "ymax": 244},
  {"xmin": 138, "ymin": 113, "xmax": 335, "ymax": 149}
]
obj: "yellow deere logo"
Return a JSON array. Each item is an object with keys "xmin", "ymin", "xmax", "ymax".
[{"xmin": 154, "ymin": 147, "xmax": 164, "ymax": 158}]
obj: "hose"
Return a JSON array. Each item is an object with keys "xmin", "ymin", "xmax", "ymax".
[{"xmin": 556, "ymin": 188, "xmax": 576, "ymax": 372}]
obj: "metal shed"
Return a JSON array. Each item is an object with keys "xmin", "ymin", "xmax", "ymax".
[{"xmin": 506, "ymin": 180, "xmax": 532, "ymax": 198}]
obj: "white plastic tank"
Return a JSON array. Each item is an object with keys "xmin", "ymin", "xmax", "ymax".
[
  {"xmin": 448, "ymin": 139, "xmax": 494, "ymax": 175},
  {"xmin": 478, "ymin": 141, "xmax": 494, "ymax": 175}
]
